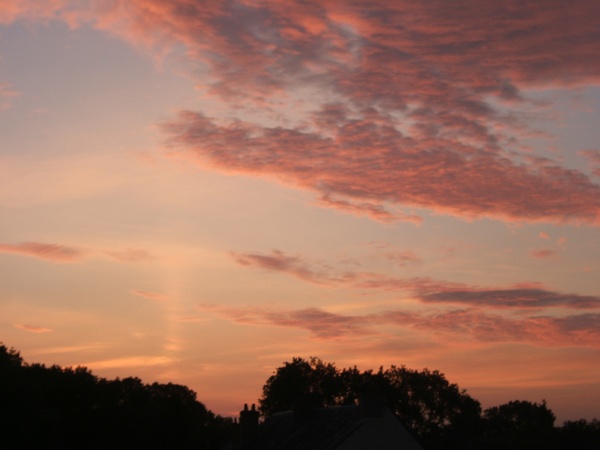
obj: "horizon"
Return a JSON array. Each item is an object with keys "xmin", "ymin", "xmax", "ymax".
[{"xmin": 1, "ymin": 1, "xmax": 599, "ymax": 425}]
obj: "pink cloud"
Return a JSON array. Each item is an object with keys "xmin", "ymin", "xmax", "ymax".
[
  {"xmin": 5, "ymin": 1, "xmax": 600, "ymax": 224},
  {"xmin": 197, "ymin": 303, "xmax": 600, "ymax": 347},
  {"xmin": 384, "ymin": 250, "xmax": 423, "ymax": 267},
  {"xmin": 129, "ymin": 289, "xmax": 168, "ymax": 302},
  {"xmin": 580, "ymin": 150, "xmax": 600, "ymax": 176},
  {"xmin": 419, "ymin": 289, "xmax": 600, "ymax": 310},
  {"xmin": 163, "ymin": 110, "xmax": 600, "ymax": 225},
  {"xmin": 315, "ymin": 194, "xmax": 422, "ymax": 225},
  {"xmin": 230, "ymin": 250, "xmax": 338, "ymax": 285},
  {"xmin": 15, "ymin": 323, "xmax": 52, "ymax": 333},
  {"xmin": 105, "ymin": 248, "xmax": 155, "ymax": 263},
  {"xmin": 0, "ymin": 241, "xmax": 86, "ymax": 263},
  {"xmin": 231, "ymin": 249, "xmax": 600, "ymax": 310},
  {"xmin": 0, "ymin": 83, "xmax": 20, "ymax": 110},
  {"xmin": 230, "ymin": 249, "xmax": 462, "ymax": 291},
  {"xmin": 530, "ymin": 249, "xmax": 557, "ymax": 259}
]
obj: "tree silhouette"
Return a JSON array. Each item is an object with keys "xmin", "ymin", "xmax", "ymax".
[
  {"xmin": 259, "ymin": 357, "xmax": 481, "ymax": 449},
  {"xmin": 0, "ymin": 343, "xmax": 234, "ymax": 450},
  {"xmin": 483, "ymin": 400, "xmax": 558, "ymax": 450},
  {"xmin": 3, "ymin": 345, "xmax": 599, "ymax": 450},
  {"xmin": 558, "ymin": 419, "xmax": 600, "ymax": 450}
]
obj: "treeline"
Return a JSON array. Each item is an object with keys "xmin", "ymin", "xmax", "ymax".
[
  {"xmin": 1, "ymin": 346, "xmax": 599, "ymax": 449},
  {"xmin": 0, "ymin": 344, "xmax": 234, "ymax": 450},
  {"xmin": 260, "ymin": 357, "xmax": 600, "ymax": 450}
]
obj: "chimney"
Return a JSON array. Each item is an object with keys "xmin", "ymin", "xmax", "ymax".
[{"xmin": 239, "ymin": 403, "xmax": 259, "ymax": 449}]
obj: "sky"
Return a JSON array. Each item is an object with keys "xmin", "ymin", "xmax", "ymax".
[{"xmin": 1, "ymin": 0, "xmax": 600, "ymax": 423}]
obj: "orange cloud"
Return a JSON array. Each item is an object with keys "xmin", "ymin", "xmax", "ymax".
[
  {"xmin": 82, "ymin": 355, "xmax": 175, "ymax": 370},
  {"xmin": 105, "ymin": 248, "xmax": 155, "ymax": 263},
  {"xmin": 129, "ymin": 289, "xmax": 168, "ymax": 302},
  {"xmin": 530, "ymin": 249, "xmax": 557, "ymax": 259},
  {"xmin": 420, "ymin": 289, "xmax": 600, "ymax": 310},
  {"xmin": 231, "ymin": 249, "xmax": 600, "ymax": 310},
  {"xmin": 4, "ymin": 1, "xmax": 600, "ymax": 224},
  {"xmin": 230, "ymin": 250, "xmax": 340, "ymax": 285},
  {"xmin": 0, "ymin": 241, "xmax": 86, "ymax": 263},
  {"xmin": 198, "ymin": 303, "xmax": 600, "ymax": 347},
  {"xmin": 0, "ymin": 82, "xmax": 20, "ymax": 109},
  {"xmin": 580, "ymin": 150, "xmax": 600, "ymax": 176},
  {"xmin": 163, "ymin": 110, "xmax": 600, "ymax": 225},
  {"xmin": 15, "ymin": 323, "xmax": 52, "ymax": 333}
]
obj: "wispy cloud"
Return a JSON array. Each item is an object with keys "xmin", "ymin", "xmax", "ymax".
[
  {"xmin": 198, "ymin": 303, "xmax": 600, "ymax": 347},
  {"xmin": 129, "ymin": 289, "xmax": 168, "ymax": 302},
  {"xmin": 199, "ymin": 304, "xmax": 372, "ymax": 340},
  {"xmin": 230, "ymin": 250, "xmax": 337, "ymax": 285},
  {"xmin": 15, "ymin": 323, "xmax": 52, "ymax": 333},
  {"xmin": 231, "ymin": 249, "xmax": 600, "ymax": 310},
  {"xmin": 105, "ymin": 248, "xmax": 155, "ymax": 263},
  {"xmin": 384, "ymin": 250, "xmax": 423, "ymax": 267},
  {"xmin": 0, "ymin": 82, "xmax": 20, "ymax": 110},
  {"xmin": 82, "ymin": 355, "xmax": 176, "ymax": 370},
  {"xmin": 529, "ymin": 249, "xmax": 557, "ymax": 259},
  {"xmin": 580, "ymin": 149, "xmax": 600, "ymax": 176},
  {"xmin": 419, "ymin": 289, "xmax": 600, "ymax": 310},
  {"xmin": 0, "ymin": 241, "xmax": 86, "ymax": 263}
]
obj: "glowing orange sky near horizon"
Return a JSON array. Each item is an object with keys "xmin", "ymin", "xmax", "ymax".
[{"xmin": 1, "ymin": 0, "xmax": 600, "ymax": 423}]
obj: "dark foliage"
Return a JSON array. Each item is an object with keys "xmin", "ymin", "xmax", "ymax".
[
  {"xmin": 3, "ymin": 345, "xmax": 598, "ymax": 450},
  {"xmin": 259, "ymin": 356, "xmax": 600, "ymax": 450},
  {"xmin": 0, "ymin": 344, "xmax": 234, "ymax": 450},
  {"xmin": 558, "ymin": 419, "xmax": 600, "ymax": 450},
  {"xmin": 482, "ymin": 400, "xmax": 558, "ymax": 450}
]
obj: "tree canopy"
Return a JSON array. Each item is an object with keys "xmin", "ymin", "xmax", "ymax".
[
  {"xmin": 259, "ymin": 356, "xmax": 600, "ymax": 450},
  {"xmin": 0, "ymin": 343, "xmax": 233, "ymax": 450},
  {"xmin": 2, "ymin": 345, "xmax": 599, "ymax": 449}
]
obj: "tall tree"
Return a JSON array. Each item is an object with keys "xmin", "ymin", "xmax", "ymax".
[
  {"xmin": 483, "ymin": 400, "xmax": 558, "ymax": 450},
  {"xmin": 259, "ymin": 357, "xmax": 342, "ymax": 416},
  {"xmin": 258, "ymin": 357, "xmax": 482, "ymax": 449}
]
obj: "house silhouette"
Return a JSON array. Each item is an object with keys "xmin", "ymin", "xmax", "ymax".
[{"xmin": 230, "ymin": 396, "xmax": 425, "ymax": 450}]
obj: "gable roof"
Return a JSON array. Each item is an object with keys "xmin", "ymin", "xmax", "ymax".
[{"xmin": 243, "ymin": 404, "xmax": 424, "ymax": 450}]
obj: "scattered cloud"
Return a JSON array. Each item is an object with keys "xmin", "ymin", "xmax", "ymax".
[
  {"xmin": 129, "ymin": 289, "xmax": 168, "ymax": 302},
  {"xmin": 164, "ymin": 110, "xmax": 600, "ymax": 225},
  {"xmin": 36, "ymin": 344, "xmax": 105, "ymax": 355},
  {"xmin": 0, "ymin": 242, "xmax": 157, "ymax": 265},
  {"xmin": 105, "ymin": 248, "xmax": 155, "ymax": 263},
  {"xmin": 82, "ymin": 356, "xmax": 176, "ymax": 370},
  {"xmin": 0, "ymin": 83, "xmax": 20, "ymax": 110},
  {"xmin": 14, "ymin": 323, "xmax": 52, "ymax": 333},
  {"xmin": 580, "ymin": 149, "xmax": 600, "ymax": 176},
  {"xmin": 0, "ymin": 241, "xmax": 86, "ymax": 263},
  {"xmin": 4, "ymin": 1, "xmax": 598, "ymax": 224},
  {"xmin": 384, "ymin": 250, "xmax": 423, "ymax": 267},
  {"xmin": 171, "ymin": 315, "xmax": 207, "ymax": 323},
  {"xmin": 198, "ymin": 303, "xmax": 600, "ymax": 347},
  {"xmin": 232, "ymin": 249, "xmax": 600, "ymax": 310},
  {"xmin": 230, "ymin": 249, "xmax": 464, "ymax": 292},
  {"xmin": 230, "ymin": 250, "xmax": 336, "ymax": 285},
  {"xmin": 315, "ymin": 194, "xmax": 422, "ymax": 224},
  {"xmin": 530, "ymin": 249, "xmax": 557, "ymax": 259},
  {"xmin": 199, "ymin": 304, "xmax": 373, "ymax": 340},
  {"xmin": 419, "ymin": 289, "xmax": 600, "ymax": 310},
  {"xmin": 539, "ymin": 232, "xmax": 550, "ymax": 240}
]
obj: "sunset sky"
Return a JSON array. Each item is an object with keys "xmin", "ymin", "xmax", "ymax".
[{"xmin": 1, "ymin": 0, "xmax": 600, "ymax": 423}]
